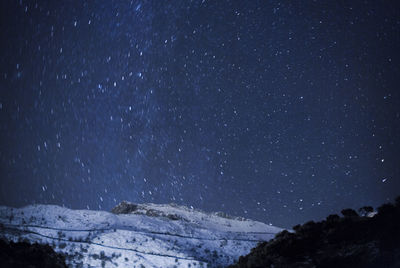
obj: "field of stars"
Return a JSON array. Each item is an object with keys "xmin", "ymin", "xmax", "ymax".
[{"xmin": 0, "ymin": 1, "xmax": 399, "ymax": 228}]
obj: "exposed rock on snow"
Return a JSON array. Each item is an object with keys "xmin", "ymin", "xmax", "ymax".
[{"xmin": 111, "ymin": 201, "xmax": 138, "ymax": 214}]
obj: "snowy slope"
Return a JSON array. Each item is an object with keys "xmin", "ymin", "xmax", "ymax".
[{"xmin": 0, "ymin": 202, "xmax": 283, "ymax": 267}]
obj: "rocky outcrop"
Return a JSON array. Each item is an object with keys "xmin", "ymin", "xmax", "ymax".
[
  {"xmin": 230, "ymin": 196, "xmax": 400, "ymax": 268},
  {"xmin": 110, "ymin": 200, "xmax": 138, "ymax": 214},
  {"xmin": 111, "ymin": 201, "xmax": 184, "ymax": 220}
]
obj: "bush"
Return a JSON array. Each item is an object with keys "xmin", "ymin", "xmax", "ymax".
[{"xmin": 341, "ymin": 208, "xmax": 359, "ymax": 218}]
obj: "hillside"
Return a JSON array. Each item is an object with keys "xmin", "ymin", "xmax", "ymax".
[
  {"xmin": 0, "ymin": 239, "xmax": 67, "ymax": 267},
  {"xmin": 230, "ymin": 197, "xmax": 400, "ymax": 268},
  {"xmin": 0, "ymin": 202, "xmax": 282, "ymax": 267}
]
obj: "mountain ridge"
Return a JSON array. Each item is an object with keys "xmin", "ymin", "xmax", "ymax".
[{"xmin": 0, "ymin": 202, "xmax": 283, "ymax": 267}]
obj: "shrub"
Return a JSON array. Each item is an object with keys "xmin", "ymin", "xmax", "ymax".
[{"xmin": 341, "ymin": 208, "xmax": 359, "ymax": 218}]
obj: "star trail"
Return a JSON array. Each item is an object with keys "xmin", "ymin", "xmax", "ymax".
[{"xmin": 0, "ymin": 0, "xmax": 399, "ymax": 228}]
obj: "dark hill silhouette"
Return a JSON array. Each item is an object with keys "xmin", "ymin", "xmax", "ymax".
[
  {"xmin": 229, "ymin": 196, "xmax": 400, "ymax": 268},
  {"xmin": 0, "ymin": 239, "xmax": 67, "ymax": 268}
]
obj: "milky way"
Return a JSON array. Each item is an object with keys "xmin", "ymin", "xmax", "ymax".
[{"xmin": 0, "ymin": 1, "xmax": 399, "ymax": 227}]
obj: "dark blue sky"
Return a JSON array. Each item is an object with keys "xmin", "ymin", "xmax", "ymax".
[{"xmin": 0, "ymin": 0, "xmax": 399, "ymax": 228}]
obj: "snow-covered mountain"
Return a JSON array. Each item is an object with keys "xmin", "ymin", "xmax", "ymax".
[{"xmin": 0, "ymin": 202, "xmax": 283, "ymax": 267}]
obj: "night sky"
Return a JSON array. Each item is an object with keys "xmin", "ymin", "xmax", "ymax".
[{"xmin": 0, "ymin": 0, "xmax": 399, "ymax": 228}]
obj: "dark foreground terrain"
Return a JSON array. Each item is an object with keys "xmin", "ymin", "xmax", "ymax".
[
  {"xmin": 230, "ymin": 197, "xmax": 400, "ymax": 268},
  {"xmin": 0, "ymin": 239, "xmax": 67, "ymax": 268}
]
